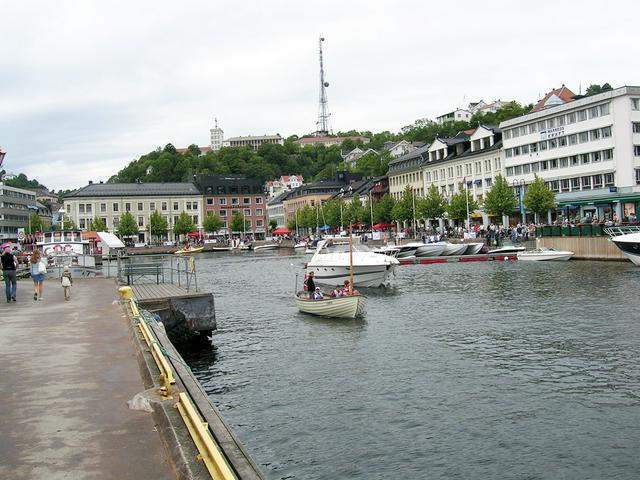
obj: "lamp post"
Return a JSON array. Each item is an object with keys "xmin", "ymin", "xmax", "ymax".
[
  {"xmin": 58, "ymin": 207, "xmax": 66, "ymax": 235},
  {"xmin": 512, "ymin": 179, "xmax": 526, "ymax": 223},
  {"xmin": 0, "ymin": 146, "xmax": 6, "ymax": 181}
]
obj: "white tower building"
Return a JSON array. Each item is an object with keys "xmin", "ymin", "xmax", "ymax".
[{"xmin": 210, "ymin": 118, "xmax": 224, "ymax": 151}]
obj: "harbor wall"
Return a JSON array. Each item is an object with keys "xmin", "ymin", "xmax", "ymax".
[{"xmin": 536, "ymin": 236, "xmax": 626, "ymax": 261}]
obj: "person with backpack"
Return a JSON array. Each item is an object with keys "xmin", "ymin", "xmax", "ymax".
[{"xmin": 1, "ymin": 247, "xmax": 18, "ymax": 302}]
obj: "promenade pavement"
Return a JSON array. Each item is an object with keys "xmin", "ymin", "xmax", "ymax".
[{"xmin": 0, "ymin": 277, "xmax": 177, "ymax": 480}]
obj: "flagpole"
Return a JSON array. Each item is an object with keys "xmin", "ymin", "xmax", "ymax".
[
  {"xmin": 369, "ymin": 190, "xmax": 374, "ymax": 229},
  {"xmin": 465, "ymin": 181, "xmax": 470, "ymax": 233}
]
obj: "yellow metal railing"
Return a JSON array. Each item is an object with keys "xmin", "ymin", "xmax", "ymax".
[{"xmin": 175, "ymin": 392, "xmax": 238, "ymax": 480}]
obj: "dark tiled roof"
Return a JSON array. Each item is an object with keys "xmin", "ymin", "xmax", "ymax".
[
  {"xmin": 425, "ymin": 139, "xmax": 503, "ymax": 167},
  {"xmin": 388, "ymin": 144, "xmax": 430, "ymax": 166},
  {"xmin": 66, "ymin": 182, "xmax": 201, "ymax": 198}
]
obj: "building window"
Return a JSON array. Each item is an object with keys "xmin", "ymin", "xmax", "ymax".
[
  {"xmin": 539, "ymin": 141, "xmax": 548, "ymax": 151},
  {"xmin": 219, "ymin": 198, "xmax": 226, "ymax": 205},
  {"xmin": 125, "ymin": 203, "xmax": 131, "ymax": 212},
  {"xmin": 550, "ymin": 159, "xmax": 558, "ymax": 169},
  {"xmin": 256, "ymin": 197, "xmax": 263, "ymax": 204},
  {"xmin": 602, "ymin": 149, "xmax": 613, "ymax": 160},
  {"xmin": 231, "ymin": 198, "xmax": 239, "ymax": 205},
  {"xmin": 504, "ymin": 129, "xmax": 512, "ymax": 139},
  {"xmin": 514, "ymin": 165, "xmax": 522, "ymax": 175},
  {"xmin": 522, "ymin": 144, "xmax": 530, "ymax": 154},
  {"xmin": 537, "ymin": 120, "xmax": 545, "ymax": 131},
  {"xmin": 531, "ymin": 162, "xmax": 539, "ymax": 172},
  {"xmin": 138, "ymin": 217, "xmax": 144, "ymax": 227},
  {"xmin": 547, "ymin": 117, "xmax": 556, "ymax": 129},
  {"xmin": 600, "ymin": 103, "xmax": 610, "ymax": 115},
  {"xmin": 578, "ymin": 132, "xmax": 589, "ymax": 143},
  {"xmin": 604, "ymin": 173, "xmax": 615, "ymax": 186},
  {"xmin": 485, "ymin": 178, "xmax": 493, "ymax": 187},
  {"xmin": 101, "ymin": 217, "xmax": 108, "ymax": 228},
  {"xmin": 219, "ymin": 210, "xmax": 227, "ymax": 217},
  {"xmin": 590, "ymin": 129, "xmax": 601, "ymax": 141},
  {"xmin": 634, "ymin": 146, "xmax": 640, "ymax": 156},
  {"xmin": 162, "ymin": 202, "xmax": 167, "ymax": 211},
  {"xmin": 256, "ymin": 208, "xmax": 263, "ymax": 216},
  {"xmin": 567, "ymin": 112, "xmax": 576, "ymax": 124},
  {"xmin": 592, "ymin": 151, "xmax": 601, "ymax": 162},
  {"xmin": 541, "ymin": 160, "xmax": 549, "ymax": 170},
  {"xmin": 568, "ymin": 134, "xmax": 577, "ymax": 145},
  {"xmin": 113, "ymin": 203, "xmax": 119, "ymax": 212},
  {"xmin": 588, "ymin": 106, "xmax": 600, "ymax": 119},
  {"xmin": 79, "ymin": 218, "xmax": 86, "ymax": 229},
  {"xmin": 631, "ymin": 99, "xmax": 639, "ymax": 110},
  {"xmin": 577, "ymin": 109, "xmax": 588, "ymax": 121},
  {"xmin": 582, "ymin": 176, "xmax": 592, "ymax": 189},
  {"xmin": 186, "ymin": 202, "xmax": 191, "ymax": 210},
  {"xmin": 150, "ymin": 202, "xmax": 155, "ymax": 211},
  {"xmin": 192, "ymin": 215, "xmax": 198, "ymax": 225},
  {"xmin": 113, "ymin": 217, "xmax": 119, "ymax": 227},
  {"xmin": 86, "ymin": 204, "xmax": 92, "ymax": 213},
  {"xmin": 557, "ymin": 115, "xmax": 566, "ymax": 126},
  {"xmin": 559, "ymin": 136, "xmax": 567, "ymax": 147},
  {"xmin": 529, "ymin": 123, "xmax": 537, "ymax": 134},
  {"xmin": 243, "ymin": 197, "xmax": 251, "ymax": 205},
  {"xmin": 522, "ymin": 164, "xmax": 531, "ymax": 174},
  {"xmin": 593, "ymin": 174, "xmax": 603, "ymax": 188},
  {"xmin": 243, "ymin": 208, "xmax": 251, "ymax": 216},
  {"xmin": 207, "ymin": 198, "xmax": 213, "ymax": 205},
  {"xmin": 581, "ymin": 153, "xmax": 590, "ymax": 164},
  {"xmin": 173, "ymin": 202, "xmax": 179, "ymax": 210},
  {"xmin": 560, "ymin": 179, "xmax": 570, "ymax": 192},
  {"xmin": 550, "ymin": 180, "xmax": 559, "ymax": 192},
  {"xmin": 559, "ymin": 157, "xmax": 568, "ymax": 168},
  {"xmin": 506, "ymin": 149, "xmax": 513, "ymax": 158},
  {"xmin": 633, "ymin": 123, "xmax": 640, "ymax": 133},
  {"xmin": 137, "ymin": 202, "xmax": 143, "ymax": 211},
  {"xmin": 549, "ymin": 138, "xmax": 558, "ymax": 149},
  {"xmin": 571, "ymin": 177, "xmax": 580, "ymax": 190},
  {"xmin": 636, "ymin": 170, "xmax": 640, "ymax": 185},
  {"xmin": 100, "ymin": 203, "xmax": 106, "ymax": 213},
  {"xmin": 256, "ymin": 219, "xmax": 263, "ymax": 227},
  {"xmin": 494, "ymin": 158, "xmax": 500, "ymax": 170},
  {"xmin": 79, "ymin": 204, "xmax": 85, "ymax": 213}
]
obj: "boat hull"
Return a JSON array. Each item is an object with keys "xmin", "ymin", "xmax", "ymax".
[
  {"xmin": 415, "ymin": 244, "xmax": 447, "ymax": 257},
  {"xmin": 464, "ymin": 243, "xmax": 484, "ymax": 255},
  {"xmin": 517, "ymin": 251, "xmax": 574, "ymax": 261},
  {"xmin": 175, "ymin": 247, "xmax": 204, "ymax": 255},
  {"xmin": 610, "ymin": 234, "xmax": 640, "ymax": 265},
  {"xmin": 295, "ymin": 292, "xmax": 366, "ymax": 318},
  {"xmin": 441, "ymin": 243, "xmax": 468, "ymax": 256}
]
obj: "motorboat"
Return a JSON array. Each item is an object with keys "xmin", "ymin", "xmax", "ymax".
[
  {"xmin": 295, "ymin": 291, "xmax": 366, "ymax": 319},
  {"xmin": 440, "ymin": 243, "xmax": 468, "ymax": 256},
  {"xmin": 210, "ymin": 246, "xmax": 233, "ymax": 252},
  {"xmin": 604, "ymin": 227, "xmax": 640, "ymax": 266},
  {"xmin": 517, "ymin": 248, "xmax": 574, "ymax": 261},
  {"xmin": 371, "ymin": 245, "xmax": 401, "ymax": 257},
  {"xmin": 253, "ymin": 244, "xmax": 278, "ymax": 251},
  {"xmin": 488, "ymin": 245, "xmax": 526, "ymax": 254},
  {"xmin": 174, "ymin": 246, "xmax": 204, "ymax": 255},
  {"xmin": 463, "ymin": 243, "xmax": 484, "ymax": 255},
  {"xmin": 294, "ymin": 242, "xmax": 308, "ymax": 249},
  {"xmin": 395, "ymin": 242, "xmax": 425, "ymax": 258},
  {"xmin": 415, "ymin": 244, "xmax": 447, "ymax": 257},
  {"xmin": 306, "ymin": 240, "xmax": 399, "ymax": 288}
]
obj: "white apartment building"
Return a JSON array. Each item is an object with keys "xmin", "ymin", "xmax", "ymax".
[
  {"xmin": 436, "ymin": 108, "xmax": 472, "ymax": 124},
  {"xmin": 64, "ymin": 182, "xmax": 203, "ymax": 243},
  {"xmin": 501, "ymin": 86, "xmax": 640, "ymax": 222},
  {"xmin": 222, "ymin": 134, "xmax": 284, "ymax": 151},
  {"xmin": 422, "ymin": 126, "xmax": 503, "ymax": 223}
]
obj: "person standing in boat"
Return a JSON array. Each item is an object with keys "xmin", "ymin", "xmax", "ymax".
[{"xmin": 304, "ymin": 271, "xmax": 316, "ymax": 299}]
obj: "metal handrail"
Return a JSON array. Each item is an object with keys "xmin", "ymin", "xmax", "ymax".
[
  {"xmin": 604, "ymin": 226, "xmax": 640, "ymax": 237},
  {"xmin": 117, "ymin": 254, "xmax": 198, "ymax": 292},
  {"xmin": 175, "ymin": 392, "xmax": 238, "ymax": 480}
]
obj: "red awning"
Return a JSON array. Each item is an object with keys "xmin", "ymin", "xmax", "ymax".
[
  {"xmin": 188, "ymin": 231, "xmax": 202, "ymax": 237},
  {"xmin": 272, "ymin": 228, "xmax": 291, "ymax": 235},
  {"xmin": 372, "ymin": 223, "xmax": 395, "ymax": 230}
]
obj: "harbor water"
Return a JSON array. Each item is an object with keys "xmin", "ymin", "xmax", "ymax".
[{"xmin": 182, "ymin": 251, "xmax": 640, "ymax": 480}]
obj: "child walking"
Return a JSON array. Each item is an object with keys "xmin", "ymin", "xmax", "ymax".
[{"xmin": 61, "ymin": 265, "xmax": 73, "ymax": 301}]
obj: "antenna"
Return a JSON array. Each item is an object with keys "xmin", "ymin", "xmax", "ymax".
[
  {"xmin": 316, "ymin": 35, "xmax": 332, "ymax": 137},
  {"xmin": 214, "ymin": 117, "xmax": 218, "ymax": 129}
]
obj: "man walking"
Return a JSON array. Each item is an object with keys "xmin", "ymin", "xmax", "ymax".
[{"xmin": 1, "ymin": 247, "xmax": 17, "ymax": 302}]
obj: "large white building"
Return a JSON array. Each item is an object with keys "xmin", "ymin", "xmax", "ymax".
[
  {"xmin": 222, "ymin": 134, "xmax": 284, "ymax": 151},
  {"xmin": 501, "ymin": 86, "xmax": 640, "ymax": 223},
  {"xmin": 64, "ymin": 182, "xmax": 203, "ymax": 243}
]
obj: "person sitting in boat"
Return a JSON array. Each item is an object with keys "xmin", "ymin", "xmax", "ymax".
[
  {"xmin": 330, "ymin": 285, "xmax": 343, "ymax": 298},
  {"xmin": 312, "ymin": 287, "xmax": 324, "ymax": 300},
  {"xmin": 343, "ymin": 280, "xmax": 359, "ymax": 296}
]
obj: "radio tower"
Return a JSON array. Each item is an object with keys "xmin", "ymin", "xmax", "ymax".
[{"xmin": 315, "ymin": 36, "xmax": 332, "ymax": 137}]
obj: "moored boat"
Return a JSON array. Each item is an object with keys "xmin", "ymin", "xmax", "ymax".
[
  {"xmin": 604, "ymin": 227, "xmax": 640, "ymax": 266},
  {"xmin": 415, "ymin": 244, "xmax": 447, "ymax": 257},
  {"xmin": 174, "ymin": 246, "xmax": 204, "ymax": 255},
  {"xmin": 253, "ymin": 244, "xmax": 278, "ymax": 251},
  {"xmin": 517, "ymin": 248, "xmax": 574, "ymax": 261},
  {"xmin": 395, "ymin": 242, "xmax": 425, "ymax": 258},
  {"xmin": 463, "ymin": 243, "xmax": 484, "ymax": 255},
  {"xmin": 295, "ymin": 291, "xmax": 366, "ymax": 318},
  {"xmin": 488, "ymin": 245, "xmax": 526, "ymax": 254},
  {"xmin": 441, "ymin": 243, "xmax": 468, "ymax": 256}
]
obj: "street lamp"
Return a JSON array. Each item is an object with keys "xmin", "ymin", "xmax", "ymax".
[
  {"xmin": 512, "ymin": 179, "xmax": 526, "ymax": 223},
  {"xmin": 0, "ymin": 146, "xmax": 6, "ymax": 181},
  {"xmin": 58, "ymin": 207, "xmax": 66, "ymax": 234}
]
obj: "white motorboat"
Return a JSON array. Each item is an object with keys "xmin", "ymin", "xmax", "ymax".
[
  {"xmin": 441, "ymin": 243, "xmax": 468, "ymax": 256},
  {"xmin": 253, "ymin": 244, "xmax": 278, "ymax": 251},
  {"xmin": 294, "ymin": 242, "xmax": 307, "ymax": 249},
  {"xmin": 605, "ymin": 227, "xmax": 640, "ymax": 266},
  {"xmin": 305, "ymin": 248, "xmax": 316, "ymax": 254},
  {"xmin": 517, "ymin": 248, "xmax": 574, "ymax": 261},
  {"xmin": 306, "ymin": 240, "xmax": 399, "ymax": 288},
  {"xmin": 488, "ymin": 245, "xmax": 526, "ymax": 254},
  {"xmin": 295, "ymin": 291, "xmax": 366, "ymax": 318},
  {"xmin": 371, "ymin": 245, "xmax": 401, "ymax": 257},
  {"xmin": 463, "ymin": 243, "xmax": 484, "ymax": 255},
  {"xmin": 415, "ymin": 244, "xmax": 447, "ymax": 257}
]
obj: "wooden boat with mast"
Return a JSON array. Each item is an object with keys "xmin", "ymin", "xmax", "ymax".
[{"xmin": 295, "ymin": 226, "xmax": 367, "ymax": 319}]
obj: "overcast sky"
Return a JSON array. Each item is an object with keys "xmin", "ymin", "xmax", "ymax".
[{"xmin": 0, "ymin": 0, "xmax": 637, "ymax": 190}]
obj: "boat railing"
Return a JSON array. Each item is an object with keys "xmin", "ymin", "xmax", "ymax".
[{"xmin": 603, "ymin": 226, "xmax": 640, "ymax": 237}]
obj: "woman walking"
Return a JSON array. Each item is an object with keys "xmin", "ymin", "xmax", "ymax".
[{"xmin": 29, "ymin": 250, "xmax": 47, "ymax": 301}]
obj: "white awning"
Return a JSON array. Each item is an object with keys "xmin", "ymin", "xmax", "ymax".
[{"xmin": 96, "ymin": 231, "xmax": 125, "ymax": 249}]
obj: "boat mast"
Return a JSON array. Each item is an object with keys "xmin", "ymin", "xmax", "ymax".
[{"xmin": 348, "ymin": 224, "xmax": 354, "ymax": 293}]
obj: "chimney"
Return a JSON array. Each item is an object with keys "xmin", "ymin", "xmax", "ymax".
[{"xmin": 88, "ymin": 180, "xmax": 93, "ymax": 184}]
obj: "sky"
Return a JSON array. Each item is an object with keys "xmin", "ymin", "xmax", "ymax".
[{"xmin": 0, "ymin": 0, "xmax": 637, "ymax": 191}]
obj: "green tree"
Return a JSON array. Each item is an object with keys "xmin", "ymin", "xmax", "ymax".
[
  {"xmin": 344, "ymin": 195, "xmax": 366, "ymax": 224},
  {"xmin": 523, "ymin": 175, "xmax": 556, "ymax": 222},
  {"xmin": 26, "ymin": 213, "xmax": 44, "ymax": 234},
  {"xmin": 56, "ymin": 217, "xmax": 77, "ymax": 231},
  {"xmin": 483, "ymin": 175, "xmax": 517, "ymax": 221},
  {"xmin": 230, "ymin": 211, "xmax": 246, "ymax": 233},
  {"xmin": 391, "ymin": 186, "xmax": 416, "ymax": 225},
  {"xmin": 447, "ymin": 189, "xmax": 479, "ymax": 223},
  {"xmin": 117, "ymin": 211, "xmax": 139, "ymax": 238},
  {"xmin": 298, "ymin": 204, "xmax": 317, "ymax": 230},
  {"xmin": 89, "ymin": 216, "xmax": 106, "ymax": 231},
  {"xmin": 203, "ymin": 212, "xmax": 224, "ymax": 233},
  {"xmin": 585, "ymin": 83, "xmax": 613, "ymax": 96},
  {"xmin": 173, "ymin": 211, "xmax": 196, "ymax": 238},
  {"xmin": 417, "ymin": 184, "xmax": 447, "ymax": 224},
  {"xmin": 149, "ymin": 211, "xmax": 168, "ymax": 243},
  {"xmin": 321, "ymin": 199, "xmax": 342, "ymax": 227},
  {"xmin": 373, "ymin": 194, "xmax": 395, "ymax": 224}
]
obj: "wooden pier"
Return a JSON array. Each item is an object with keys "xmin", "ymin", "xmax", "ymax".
[{"xmin": 131, "ymin": 283, "xmax": 200, "ymax": 301}]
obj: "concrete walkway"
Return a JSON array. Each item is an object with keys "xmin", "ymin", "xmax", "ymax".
[{"xmin": 0, "ymin": 278, "xmax": 177, "ymax": 480}]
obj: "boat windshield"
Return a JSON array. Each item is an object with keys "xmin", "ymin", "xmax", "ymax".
[{"xmin": 316, "ymin": 240, "xmax": 372, "ymax": 254}]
